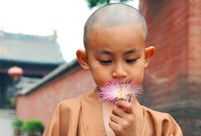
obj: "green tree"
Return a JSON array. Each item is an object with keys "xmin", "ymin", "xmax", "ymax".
[{"xmin": 86, "ymin": 0, "xmax": 132, "ymax": 8}]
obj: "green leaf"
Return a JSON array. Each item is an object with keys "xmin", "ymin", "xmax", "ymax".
[
  {"xmin": 86, "ymin": 0, "xmax": 132, "ymax": 8},
  {"xmin": 12, "ymin": 118, "xmax": 23, "ymax": 129},
  {"xmin": 21, "ymin": 119, "xmax": 44, "ymax": 134}
]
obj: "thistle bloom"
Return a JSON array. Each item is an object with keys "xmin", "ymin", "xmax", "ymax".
[{"xmin": 98, "ymin": 80, "xmax": 142, "ymax": 103}]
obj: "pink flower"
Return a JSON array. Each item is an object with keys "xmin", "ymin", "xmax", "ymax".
[{"xmin": 98, "ymin": 80, "xmax": 142, "ymax": 103}]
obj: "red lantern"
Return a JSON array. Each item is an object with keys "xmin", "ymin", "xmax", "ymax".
[{"xmin": 8, "ymin": 66, "xmax": 24, "ymax": 81}]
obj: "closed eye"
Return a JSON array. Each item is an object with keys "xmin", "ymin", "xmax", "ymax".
[
  {"xmin": 126, "ymin": 59, "xmax": 138, "ymax": 63},
  {"xmin": 99, "ymin": 60, "xmax": 112, "ymax": 65}
]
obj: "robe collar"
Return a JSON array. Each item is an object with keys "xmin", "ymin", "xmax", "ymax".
[{"xmin": 81, "ymin": 88, "xmax": 144, "ymax": 136}]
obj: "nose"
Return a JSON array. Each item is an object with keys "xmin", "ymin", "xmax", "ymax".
[{"xmin": 112, "ymin": 63, "xmax": 127, "ymax": 79}]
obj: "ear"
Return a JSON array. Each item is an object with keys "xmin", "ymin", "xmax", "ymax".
[
  {"xmin": 144, "ymin": 46, "xmax": 155, "ymax": 68},
  {"xmin": 76, "ymin": 49, "xmax": 89, "ymax": 70}
]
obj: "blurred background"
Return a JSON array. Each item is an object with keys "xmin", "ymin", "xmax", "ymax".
[{"xmin": 0, "ymin": 0, "xmax": 200, "ymax": 136}]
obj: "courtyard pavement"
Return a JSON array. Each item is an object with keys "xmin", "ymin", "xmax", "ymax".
[{"xmin": 0, "ymin": 109, "xmax": 15, "ymax": 136}]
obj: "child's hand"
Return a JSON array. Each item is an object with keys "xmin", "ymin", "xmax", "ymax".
[{"xmin": 109, "ymin": 100, "xmax": 136, "ymax": 136}]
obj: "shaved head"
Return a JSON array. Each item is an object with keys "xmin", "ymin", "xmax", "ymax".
[{"xmin": 83, "ymin": 3, "xmax": 148, "ymax": 49}]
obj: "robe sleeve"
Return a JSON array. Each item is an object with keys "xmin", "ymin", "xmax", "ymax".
[
  {"xmin": 43, "ymin": 98, "xmax": 81, "ymax": 136},
  {"xmin": 165, "ymin": 114, "xmax": 183, "ymax": 136},
  {"xmin": 142, "ymin": 106, "xmax": 183, "ymax": 136}
]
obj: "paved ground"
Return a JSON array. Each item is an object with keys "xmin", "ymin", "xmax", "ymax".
[{"xmin": 0, "ymin": 109, "xmax": 16, "ymax": 136}]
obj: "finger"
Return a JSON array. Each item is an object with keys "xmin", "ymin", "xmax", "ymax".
[
  {"xmin": 110, "ymin": 112, "xmax": 122, "ymax": 124},
  {"xmin": 116, "ymin": 100, "xmax": 133, "ymax": 114},
  {"xmin": 112, "ymin": 105, "xmax": 127, "ymax": 118},
  {"xmin": 109, "ymin": 120, "xmax": 122, "ymax": 135}
]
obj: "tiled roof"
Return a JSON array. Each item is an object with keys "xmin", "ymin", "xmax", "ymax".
[
  {"xmin": 0, "ymin": 30, "xmax": 65, "ymax": 65},
  {"xmin": 18, "ymin": 59, "xmax": 80, "ymax": 95}
]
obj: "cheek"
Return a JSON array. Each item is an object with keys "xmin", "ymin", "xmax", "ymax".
[
  {"xmin": 129, "ymin": 70, "xmax": 144, "ymax": 84},
  {"xmin": 137, "ymin": 70, "xmax": 144, "ymax": 84},
  {"xmin": 89, "ymin": 63, "xmax": 112, "ymax": 86},
  {"xmin": 129, "ymin": 62, "xmax": 145, "ymax": 84},
  {"xmin": 90, "ymin": 71, "xmax": 110, "ymax": 88}
]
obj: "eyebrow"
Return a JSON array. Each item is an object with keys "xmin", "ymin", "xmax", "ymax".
[
  {"xmin": 95, "ymin": 50, "xmax": 113, "ymax": 55},
  {"xmin": 124, "ymin": 49, "xmax": 141, "ymax": 54},
  {"xmin": 95, "ymin": 48, "xmax": 141, "ymax": 56}
]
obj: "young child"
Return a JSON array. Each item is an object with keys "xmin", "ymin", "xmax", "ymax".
[{"xmin": 43, "ymin": 3, "xmax": 183, "ymax": 136}]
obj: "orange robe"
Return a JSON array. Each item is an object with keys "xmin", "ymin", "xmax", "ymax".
[{"xmin": 43, "ymin": 90, "xmax": 183, "ymax": 136}]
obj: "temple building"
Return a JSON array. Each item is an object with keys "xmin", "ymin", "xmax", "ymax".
[{"xmin": 0, "ymin": 30, "xmax": 65, "ymax": 109}]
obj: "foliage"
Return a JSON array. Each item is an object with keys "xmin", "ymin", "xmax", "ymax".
[
  {"xmin": 86, "ymin": 0, "xmax": 132, "ymax": 8},
  {"xmin": 12, "ymin": 118, "xmax": 23, "ymax": 129},
  {"xmin": 86, "ymin": 0, "xmax": 109, "ymax": 8},
  {"xmin": 21, "ymin": 119, "xmax": 44, "ymax": 134}
]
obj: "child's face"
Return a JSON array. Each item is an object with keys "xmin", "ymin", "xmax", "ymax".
[{"xmin": 77, "ymin": 24, "xmax": 154, "ymax": 88}]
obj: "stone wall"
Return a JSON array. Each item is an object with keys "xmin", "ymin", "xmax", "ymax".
[
  {"xmin": 139, "ymin": 0, "xmax": 201, "ymax": 135},
  {"xmin": 16, "ymin": 68, "xmax": 96, "ymax": 126}
]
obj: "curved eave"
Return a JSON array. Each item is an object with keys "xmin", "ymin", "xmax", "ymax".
[{"xmin": 18, "ymin": 59, "xmax": 80, "ymax": 95}]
